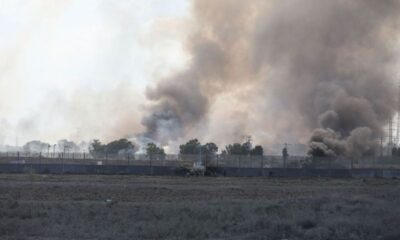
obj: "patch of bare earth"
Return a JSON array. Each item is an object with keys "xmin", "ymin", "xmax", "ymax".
[{"xmin": 1, "ymin": 174, "xmax": 400, "ymax": 239}]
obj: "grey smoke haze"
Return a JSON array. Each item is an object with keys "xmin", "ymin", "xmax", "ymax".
[
  {"xmin": 21, "ymin": 139, "xmax": 89, "ymax": 153},
  {"xmin": 142, "ymin": 0, "xmax": 259, "ymax": 144},
  {"xmin": 254, "ymin": 0, "xmax": 400, "ymax": 157},
  {"xmin": 0, "ymin": 1, "xmax": 188, "ymax": 146},
  {"xmin": 143, "ymin": 0, "xmax": 400, "ymax": 156}
]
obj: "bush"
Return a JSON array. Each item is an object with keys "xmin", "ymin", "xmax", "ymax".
[
  {"xmin": 174, "ymin": 167, "xmax": 191, "ymax": 176},
  {"xmin": 23, "ymin": 167, "xmax": 36, "ymax": 175},
  {"xmin": 205, "ymin": 167, "xmax": 224, "ymax": 176}
]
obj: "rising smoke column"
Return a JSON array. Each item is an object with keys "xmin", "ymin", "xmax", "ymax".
[
  {"xmin": 142, "ymin": 0, "xmax": 261, "ymax": 144},
  {"xmin": 253, "ymin": 0, "xmax": 400, "ymax": 157},
  {"xmin": 143, "ymin": 0, "xmax": 400, "ymax": 157}
]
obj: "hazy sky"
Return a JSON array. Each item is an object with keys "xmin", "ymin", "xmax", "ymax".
[
  {"xmin": 1, "ymin": 0, "xmax": 399, "ymax": 155},
  {"xmin": 0, "ymin": 0, "xmax": 191, "ymax": 145}
]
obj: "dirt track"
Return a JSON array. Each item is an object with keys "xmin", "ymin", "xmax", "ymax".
[{"xmin": 1, "ymin": 175, "xmax": 400, "ymax": 239}]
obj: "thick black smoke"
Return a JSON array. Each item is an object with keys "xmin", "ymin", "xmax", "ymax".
[
  {"xmin": 253, "ymin": 0, "xmax": 399, "ymax": 157},
  {"xmin": 142, "ymin": 0, "xmax": 400, "ymax": 156}
]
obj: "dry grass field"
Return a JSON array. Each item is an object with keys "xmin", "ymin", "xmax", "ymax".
[{"xmin": 1, "ymin": 174, "xmax": 400, "ymax": 240}]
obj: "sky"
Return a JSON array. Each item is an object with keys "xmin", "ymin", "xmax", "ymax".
[
  {"xmin": 1, "ymin": 0, "xmax": 399, "ymax": 156},
  {"xmin": 0, "ymin": 0, "xmax": 191, "ymax": 146}
]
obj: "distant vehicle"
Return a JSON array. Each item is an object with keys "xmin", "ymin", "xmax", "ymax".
[{"xmin": 190, "ymin": 160, "xmax": 205, "ymax": 176}]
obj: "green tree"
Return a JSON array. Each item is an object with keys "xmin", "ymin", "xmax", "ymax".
[
  {"xmin": 23, "ymin": 140, "xmax": 50, "ymax": 153},
  {"xmin": 57, "ymin": 139, "xmax": 79, "ymax": 152},
  {"xmin": 225, "ymin": 139, "xmax": 264, "ymax": 156},
  {"xmin": 202, "ymin": 142, "xmax": 218, "ymax": 155},
  {"xmin": 180, "ymin": 139, "xmax": 219, "ymax": 155},
  {"xmin": 106, "ymin": 138, "xmax": 134, "ymax": 154},
  {"xmin": 146, "ymin": 143, "xmax": 165, "ymax": 156},
  {"xmin": 250, "ymin": 145, "xmax": 264, "ymax": 156},
  {"xmin": 179, "ymin": 139, "xmax": 201, "ymax": 154},
  {"xmin": 89, "ymin": 139, "xmax": 106, "ymax": 155},
  {"xmin": 225, "ymin": 143, "xmax": 246, "ymax": 155}
]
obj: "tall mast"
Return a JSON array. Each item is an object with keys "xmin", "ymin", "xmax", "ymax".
[
  {"xmin": 389, "ymin": 117, "xmax": 393, "ymax": 149},
  {"xmin": 396, "ymin": 84, "xmax": 400, "ymax": 147}
]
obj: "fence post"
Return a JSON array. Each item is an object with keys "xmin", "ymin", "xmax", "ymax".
[
  {"xmin": 238, "ymin": 156, "xmax": 241, "ymax": 176},
  {"xmin": 283, "ymin": 155, "xmax": 286, "ymax": 168},
  {"xmin": 261, "ymin": 157, "xmax": 264, "ymax": 176},
  {"xmin": 62, "ymin": 152, "xmax": 64, "ymax": 174},
  {"xmin": 351, "ymin": 157, "xmax": 354, "ymax": 170},
  {"xmin": 105, "ymin": 152, "xmax": 108, "ymax": 174},
  {"xmin": 150, "ymin": 154, "xmax": 153, "ymax": 176},
  {"xmin": 30, "ymin": 152, "xmax": 33, "ymax": 171},
  {"xmin": 39, "ymin": 152, "xmax": 42, "ymax": 173}
]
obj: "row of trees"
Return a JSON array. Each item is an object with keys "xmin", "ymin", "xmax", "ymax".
[
  {"xmin": 90, "ymin": 139, "xmax": 165, "ymax": 157},
  {"xmin": 23, "ymin": 139, "xmax": 86, "ymax": 153},
  {"xmin": 90, "ymin": 139, "xmax": 134, "ymax": 156},
  {"xmin": 146, "ymin": 143, "xmax": 165, "ymax": 156},
  {"xmin": 223, "ymin": 143, "xmax": 263, "ymax": 156},
  {"xmin": 179, "ymin": 138, "xmax": 264, "ymax": 156},
  {"xmin": 89, "ymin": 138, "xmax": 264, "ymax": 156},
  {"xmin": 22, "ymin": 138, "xmax": 159, "ymax": 157},
  {"xmin": 179, "ymin": 139, "xmax": 218, "ymax": 155},
  {"xmin": 22, "ymin": 137, "xmax": 265, "ymax": 157}
]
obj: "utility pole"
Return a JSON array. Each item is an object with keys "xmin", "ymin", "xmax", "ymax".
[
  {"xmin": 282, "ymin": 143, "xmax": 290, "ymax": 168},
  {"xmin": 62, "ymin": 145, "xmax": 70, "ymax": 174},
  {"xmin": 200, "ymin": 145, "xmax": 202, "ymax": 168},
  {"xmin": 396, "ymin": 84, "xmax": 400, "ymax": 147}
]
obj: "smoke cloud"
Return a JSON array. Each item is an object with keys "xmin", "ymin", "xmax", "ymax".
[
  {"xmin": 143, "ymin": 0, "xmax": 400, "ymax": 156},
  {"xmin": 142, "ymin": 0, "xmax": 261, "ymax": 144},
  {"xmin": 0, "ymin": 1, "xmax": 190, "ymax": 146}
]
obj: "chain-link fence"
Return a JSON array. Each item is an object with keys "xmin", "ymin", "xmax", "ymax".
[{"xmin": 1, "ymin": 151, "xmax": 400, "ymax": 170}]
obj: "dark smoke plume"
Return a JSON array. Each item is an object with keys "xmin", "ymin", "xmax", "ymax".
[
  {"xmin": 253, "ymin": 0, "xmax": 400, "ymax": 157},
  {"xmin": 143, "ymin": 0, "xmax": 400, "ymax": 157},
  {"xmin": 142, "ymin": 0, "xmax": 259, "ymax": 144}
]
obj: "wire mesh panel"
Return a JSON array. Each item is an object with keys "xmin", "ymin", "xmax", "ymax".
[{"xmin": 1, "ymin": 152, "xmax": 400, "ymax": 170}]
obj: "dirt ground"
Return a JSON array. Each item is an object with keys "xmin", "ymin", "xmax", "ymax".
[{"xmin": 1, "ymin": 174, "xmax": 400, "ymax": 240}]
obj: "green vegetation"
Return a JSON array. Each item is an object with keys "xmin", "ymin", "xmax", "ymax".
[
  {"xmin": 146, "ymin": 143, "xmax": 166, "ymax": 161},
  {"xmin": 89, "ymin": 138, "xmax": 134, "ymax": 156},
  {"xmin": 146, "ymin": 142, "xmax": 165, "ymax": 156},
  {"xmin": 179, "ymin": 139, "xmax": 218, "ymax": 155},
  {"xmin": 22, "ymin": 140, "xmax": 50, "ymax": 153},
  {"xmin": 223, "ymin": 139, "xmax": 264, "ymax": 156}
]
